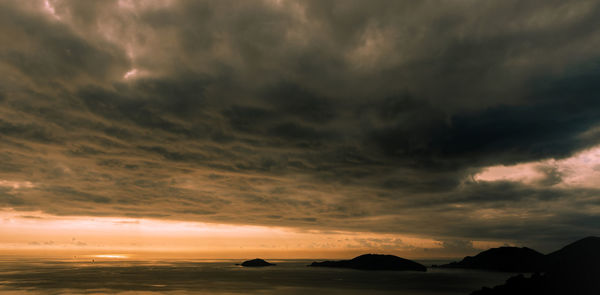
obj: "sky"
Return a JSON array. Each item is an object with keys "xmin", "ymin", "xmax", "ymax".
[{"xmin": 1, "ymin": 0, "xmax": 600, "ymax": 259}]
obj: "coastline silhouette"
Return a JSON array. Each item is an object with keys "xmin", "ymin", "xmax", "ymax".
[
  {"xmin": 470, "ymin": 236, "xmax": 600, "ymax": 294},
  {"xmin": 309, "ymin": 254, "xmax": 427, "ymax": 271},
  {"xmin": 437, "ymin": 246, "xmax": 545, "ymax": 272}
]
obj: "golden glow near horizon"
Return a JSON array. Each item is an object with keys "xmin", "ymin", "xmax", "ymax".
[
  {"xmin": 93, "ymin": 254, "xmax": 129, "ymax": 259},
  {"xmin": 0, "ymin": 209, "xmax": 453, "ymax": 258}
]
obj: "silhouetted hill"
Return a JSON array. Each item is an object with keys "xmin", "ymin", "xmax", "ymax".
[
  {"xmin": 309, "ymin": 254, "xmax": 426, "ymax": 271},
  {"xmin": 440, "ymin": 247, "xmax": 545, "ymax": 272},
  {"xmin": 239, "ymin": 258, "xmax": 275, "ymax": 267},
  {"xmin": 545, "ymin": 236, "xmax": 600, "ymax": 272},
  {"xmin": 471, "ymin": 236, "xmax": 600, "ymax": 295}
]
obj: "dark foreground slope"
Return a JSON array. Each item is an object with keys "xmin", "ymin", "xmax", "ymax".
[
  {"xmin": 440, "ymin": 247, "xmax": 545, "ymax": 272},
  {"xmin": 309, "ymin": 254, "xmax": 427, "ymax": 271},
  {"xmin": 545, "ymin": 236, "xmax": 600, "ymax": 271},
  {"xmin": 471, "ymin": 236, "xmax": 600, "ymax": 295}
]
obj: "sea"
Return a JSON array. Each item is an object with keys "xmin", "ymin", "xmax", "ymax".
[{"xmin": 0, "ymin": 256, "xmax": 519, "ymax": 295}]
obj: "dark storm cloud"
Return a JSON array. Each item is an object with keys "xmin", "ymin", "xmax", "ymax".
[
  {"xmin": 0, "ymin": 1, "xmax": 128, "ymax": 87},
  {"xmin": 433, "ymin": 67, "xmax": 600, "ymax": 166},
  {"xmin": 1, "ymin": 0, "xmax": 600, "ymax": 251}
]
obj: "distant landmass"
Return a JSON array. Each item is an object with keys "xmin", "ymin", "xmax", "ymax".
[
  {"xmin": 544, "ymin": 236, "xmax": 600, "ymax": 271},
  {"xmin": 309, "ymin": 254, "xmax": 427, "ymax": 271},
  {"xmin": 239, "ymin": 258, "xmax": 276, "ymax": 267},
  {"xmin": 470, "ymin": 236, "xmax": 600, "ymax": 295},
  {"xmin": 438, "ymin": 246, "xmax": 545, "ymax": 272}
]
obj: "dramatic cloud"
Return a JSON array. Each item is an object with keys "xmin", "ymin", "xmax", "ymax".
[{"xmin": 1, "ymin": 0, "xmax": 600, "ymax": 253}]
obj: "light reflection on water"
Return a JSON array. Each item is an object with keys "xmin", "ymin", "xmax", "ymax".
[{"xmin": 0, "ymin": 256, "xmax": 516, "ymax": 295}]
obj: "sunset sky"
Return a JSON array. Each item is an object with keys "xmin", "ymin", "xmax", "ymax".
[{"xmin": 1, "ymin": 0, "xmax": 599, "ymax": 259}]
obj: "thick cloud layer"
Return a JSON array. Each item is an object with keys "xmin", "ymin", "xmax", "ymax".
[{"xmin": 1, "ymin": 0, "xmax": 600, "ymax": 251}]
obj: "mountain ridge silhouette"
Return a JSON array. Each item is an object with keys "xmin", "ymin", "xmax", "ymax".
[
  {"xmin": 439, "ymin": 246, "xmax": 545, "ymax": 272},
  {"xmin": 470, "ymin": 236, "xmax": 600, "ymax": 295}
]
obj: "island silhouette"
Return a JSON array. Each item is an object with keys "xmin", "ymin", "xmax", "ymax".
[
  {"xmin": 309, "ymin": 254, "xmax": 427, "ymax": 271},
  {"xmin": 238, "ymin": 258, "xmax": 276, "ymax": 267},
  {"xmin": 438, "ymin": 246, "xmax": 545, "ymax": 272},
  {"xmin": 470, "ymin": 236, "xmax": 600, "ymax": 294}
]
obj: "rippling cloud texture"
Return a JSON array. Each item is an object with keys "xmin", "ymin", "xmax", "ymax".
[{"xmin": 2, "ymin": 0, "xmax": 600, "ymax": 253}]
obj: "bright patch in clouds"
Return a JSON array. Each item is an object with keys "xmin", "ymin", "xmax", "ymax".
[
  {"xmin": 557, "ymin": 146, "xmax": 600, "ymax": 187},
  {"xmin": 475, "ymin": 163, "xmax": 545, "ymax": 184},
  {"xmin": 123, "ymin": 68, "xmax": 138, "ymax": 79},
  {"xmin": 0, "ymin": 180, "xmax": 34, "ymax": 190},
  {"xmin": 474, "ymin": 145, "xmax": 600, "ymax": 188},
  {"xmin": 43, "ymin": 0, "xmax": 59, "ymax": 19}
]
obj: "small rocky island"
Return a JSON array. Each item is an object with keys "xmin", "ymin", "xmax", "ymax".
[
  {"xmin": 439, "ymin": 246, "xmax": 545, "ymax": 272},
  {"xmin": 309, "ymin": 254, "xmax": 427, "ymax": 271},
  {"xmin": 239, "ymin": 258, "xmax": 276, "ymax": 267}
]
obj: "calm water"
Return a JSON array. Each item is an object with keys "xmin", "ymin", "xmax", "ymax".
[{"xmin": 0, "ymin": 256, "xmax": 517, "ymax": 294}]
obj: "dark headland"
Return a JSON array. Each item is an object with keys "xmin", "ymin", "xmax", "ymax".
[
  {"xmin": 309, "ymin": 254, "xmax": 427, "ymax": 271},
  {"xmin": 438, "ymin": 246, "xmax": 545, "ymax": 272},
  {"xmin": 239, "ymin": 258, "xmax": 276, "ymax": 267},
  {"xmin": 470, "ymin": 236, "xmax": 600, "ymax": 295}
]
